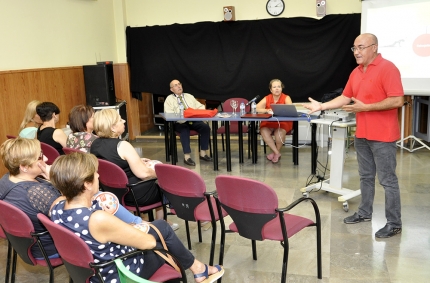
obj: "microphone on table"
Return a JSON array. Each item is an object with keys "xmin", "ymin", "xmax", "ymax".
[{"xmin": 245, "ymin": 95, "xmax": 260, "ymax": 106}]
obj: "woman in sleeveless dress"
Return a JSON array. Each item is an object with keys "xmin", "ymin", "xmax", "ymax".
[{"xmin": 256, "ymin": 79, "xmax": 293, "ymax": 163}]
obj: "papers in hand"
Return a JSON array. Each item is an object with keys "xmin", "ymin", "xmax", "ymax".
[{"xmin": 216, "ymin": 112, "xmax": 232, "ymax": 118}]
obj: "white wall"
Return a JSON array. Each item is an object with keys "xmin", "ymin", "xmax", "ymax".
[
  {"xmin": 0, "ymin": 0, "xmax": 118, "ymax": 71},
  {"xmin": 125, "ymin": 0, "xmax": 361, "ymax": 26},
  {"xmin": 0, "ymin": 0, "xmax": 361, "ymax": 71}
]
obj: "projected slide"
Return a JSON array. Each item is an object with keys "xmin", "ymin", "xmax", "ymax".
[{"xmin": 362, "ymin": 0, "xmax": 430, "ymax": 94}]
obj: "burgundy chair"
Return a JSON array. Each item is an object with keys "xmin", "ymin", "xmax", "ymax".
[
  {"xmin": 40, "ymin": 142, "xmax": 60, "ymax": 165},
  {"xmin": 154, "ymin": 163, "xmax": 228, "ymax": 265},
  {"xmin": 37, "ymin": 214, "xmax": 186, "ymax": 283},
  {"xmin": 0, "ymin": 228, "xmax": 12, "ymax": 283},
  {"xmin": 6, "ymin": 135, "xmax": 17, "ymax": 139},
  {"xmin": 0, "ymin": 201, "xmax": 63, "ymax": 283},
  {"xmin": 215, "ymin": 175, "xmax": 322, "ymax": 283},
  {"xmin": 97, "ymin": 158, "xmax": 165, "ymax": 221},
  {"xmin": 217, "ymin": 98, "xmax": 251, "ymax": 157},
  {"xmin": 62, "ymin": 147, "xmax": 84, "ymax": 154}
]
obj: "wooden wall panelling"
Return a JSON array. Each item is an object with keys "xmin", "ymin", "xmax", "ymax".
[{"xmin": 0, "ymin": 66, "xmax": 86, "ymax": 176}]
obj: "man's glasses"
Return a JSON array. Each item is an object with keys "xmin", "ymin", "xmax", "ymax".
[
  {"xmin": 351, "ymin": 44, "xmax": 376, "ymax": 52},
  {"xmin": 38, "ymin": 150, "xmax": 44, "ymax": 160}
]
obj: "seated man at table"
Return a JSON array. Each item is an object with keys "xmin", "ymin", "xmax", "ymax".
[{"xmin": 164, "ymin": 79, "xmax": 212, "ymax": 166}]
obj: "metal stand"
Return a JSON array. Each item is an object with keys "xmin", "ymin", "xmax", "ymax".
[
  {"xmin": 396, "ymin": 96, "xmax": 430, "ymax": 152},
  {"xmin": 301, "ymin": 119, "xmax": 360, "ymax": 212}
]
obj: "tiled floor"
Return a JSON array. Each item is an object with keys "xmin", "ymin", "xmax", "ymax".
[{"xmin": 1, "ymin": 129, "xmax": 430, "ymax": 282}]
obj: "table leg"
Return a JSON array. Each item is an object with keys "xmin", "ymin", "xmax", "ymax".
[
  {"xmin": 211, "ymin": 121, "xmax": 219, "ymax": 171},
  {"xmin": 238, "ymin": 121, "xmax": 244, "ymax": 163},
  {"xmin": 170, "ymin": 122, "xmax": 177, "ymax": 165},
  {"xmin": 311, "ymin": 123, "xmax": 317, "ymax": 174},
  {"xmin": 251, "ymin": 121, "xmax": 257, "ymax": 164},
  {"xmin": 225, "ymin": 122, "xmax": 231, "ymax": 172},
  {"xmin": 293, "ymin": 121, "xmax": 299, "ymax": 165},
  {"xmin": 164, "ymin": 120, "xmax": 170, "ymax": 162}
]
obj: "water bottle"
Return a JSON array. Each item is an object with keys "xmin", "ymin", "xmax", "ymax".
[
  {"xmin": 179, "ymin": 103, "xmax": 184, "ymax": 117},
  {"xmin": 251, "ymin": 101, "xmax": 257, "ymax": 114},
  {"xmin": 240, "ymin": 102, "xmax": 245, "ymax": 116}
]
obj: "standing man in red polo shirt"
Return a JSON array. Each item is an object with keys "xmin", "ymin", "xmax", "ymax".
[{"xmin": 304, "ymin": 33, "xmax": 404, "ymax": 238}]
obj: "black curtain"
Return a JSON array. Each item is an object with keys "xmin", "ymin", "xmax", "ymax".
[{"xmin": 126, "ymin": 14, "xmax": 361, "ymax": 103}]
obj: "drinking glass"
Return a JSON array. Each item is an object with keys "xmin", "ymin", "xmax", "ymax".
[{"xmin": 230, "ymin": 100, "xmax": 238, "ymax": 115}]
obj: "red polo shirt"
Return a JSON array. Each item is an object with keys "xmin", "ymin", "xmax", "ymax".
[{"xmin": 343, "ymin": 54, "xmax": 404, "ymax": 142}]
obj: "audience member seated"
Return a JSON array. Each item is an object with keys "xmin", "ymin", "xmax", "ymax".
[
  {"xmin": 36, "ymin": 102, "xmax": 67, "ymax": 155},
  {"xmin": 90, "ymin": 109, "xmax": 178, "ymax": 229},
  {"xmin": 19, "ymin": 100, "xmax": 43, "ymax": 139},
  {"xmin": 66, "ymin": 105, "xmax": 98, "ymax": 152},
  {"xmin": 164, "ymin": 79, "xmax": 212, "ymax": 166},
  {"xmin": 0, "ymin": 137, "xmax": 148, "ymax": 260},
  {"xmin": 49, "ymin": 153, "xmax": 224, "ymax": 283},
  {"xmin": 255, "ymin": 79, "xmax": 293, "ymax": 164}
]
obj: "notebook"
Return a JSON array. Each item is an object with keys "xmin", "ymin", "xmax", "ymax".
[{"xmin": 270, "ymin": 104, "xmax": 303, "ymax": 117}]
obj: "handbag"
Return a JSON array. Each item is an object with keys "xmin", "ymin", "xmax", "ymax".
[
  {"xmin": 148, "ymin": 223, "xmax": 181, "ymax": 273},
  {"xmin": 183, "ymin": 108, "xmax": 218, "ymax": 118}
]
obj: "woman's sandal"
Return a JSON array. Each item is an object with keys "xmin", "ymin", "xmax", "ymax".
[
  {"xmin": 194, "ymin": 264, "xmax": 224, "ymax": 283},
  {"xmin": 272, "ymin": 153, "xmax": 281, "ymax": 163},
  {"xmin": 266, "ymin": 153, "xmax": 275, "ymax": 161}
]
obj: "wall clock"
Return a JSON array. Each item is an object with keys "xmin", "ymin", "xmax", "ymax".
[{"xmin": 266, "ymin": 0, "xmax": 285, "ymax": 17}]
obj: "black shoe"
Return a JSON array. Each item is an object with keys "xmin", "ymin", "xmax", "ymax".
[
  {"xmin": 199, "ymin": 155, "xmax": 212, "ymax": 162},
  {"xmin": 375, "ymin": 224, "xmax": 402, "ymax": 238},
  {"xmin": 344, "ymin": 212, "xmax": 371, "ymax": 224},
  {"xmin": 184, "ymin": 158, "xmax": 196, "ymax": 166}
]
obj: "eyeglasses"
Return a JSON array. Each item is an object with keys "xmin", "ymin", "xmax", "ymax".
[
  {"xmin": 38, "ymin": 150, "xmax": 44, "ymax": 161},
  {"xmin": 351, "ymin": 44, "xmax": 376, "ymax": 52}
]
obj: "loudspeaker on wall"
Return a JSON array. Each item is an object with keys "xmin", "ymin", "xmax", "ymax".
[
  {"xmin": 223, "ymin": 6, "xmax": 235, "ymax": 21},
  {"xmin": 83, "ymin": 64, "xmax": 116, "ymax": 107},
  {"xmin": 316, "ymin": 0, "xmax": 326, "ymax": 17}
]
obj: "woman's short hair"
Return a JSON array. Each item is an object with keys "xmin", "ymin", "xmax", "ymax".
[
  {"xmin": 19, "ymin": 100, "xmax": 42, "ymax": 132},
  {"xmin": 50, "ymin": 153, "xmax": 98, "ymax": 201},
  {"xmin": 36, "ymin": 102, "xmax": 60, "ymax": 122},
  {"xmin": 68, "ymin": 105, "xmax": 95, "ymax": 132},
  {"xmin": 93, "ymin": 109, "xmax": 121, "ymax": 138},
  {"xmin": 269, "ymin": 79, "xmax": 284, "ymax": 89},
  {"xmin": 0, "ymin": 138, "xmax": 41, "ymax": 176}
]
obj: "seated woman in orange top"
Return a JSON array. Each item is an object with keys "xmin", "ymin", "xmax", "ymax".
[{"xmin": 255, "ymin": 79, "xmax": 293, "ymax": 164}]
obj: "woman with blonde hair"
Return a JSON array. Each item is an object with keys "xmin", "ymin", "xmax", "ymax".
[
  {"xmin": 90, "ymin": 109, "xmax": 178, "ymax": 229},
  {"xmin": 19, "ymin": 100, "xmax": 43, "ymax": 138}
]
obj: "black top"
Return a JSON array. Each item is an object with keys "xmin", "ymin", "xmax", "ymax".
[{"xmin": 37, "ymin": 127, "xmax": 64, "ymax": 155}]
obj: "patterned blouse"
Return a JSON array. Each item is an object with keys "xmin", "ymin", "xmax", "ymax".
[
  {"xmin": 66, "ymin": 132, "xmax": 98, "ymax": 153},
  {"xmin": 50, "ymin": 200, "xmax": 144, "ymax": 283}
]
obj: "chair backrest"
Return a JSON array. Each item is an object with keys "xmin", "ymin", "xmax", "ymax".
[
  {"xmin": 37, "ymin": 213, "xmax": 95, "ymax": 283},
  {"xmin": 215, "ymin": 175, "xmax": 279, "ymax": 241},
  {"xmin": 97, "ymin": 158, "xmax": 130, "ymax": 204},
  {"xmin": 155, "ymin": 163, "xmax": 207, "ymax": 221},
  {"xmin": 6, "ymin": 134, "xmax": 17, "ymax": 139},
  {"xmin": 222, "ymin": 98, "xmax": 250, "ymax": 112},
  {"xmin": 63, "ymin": 147, "xmax": 83, "ymax": 154},
  {"xmin": 40, "ymin": 142, "xmax": 60, "ymax": 165},
  {"xmin": 0, "ymin": 200, "xmax": 38, "ymax": 266}
]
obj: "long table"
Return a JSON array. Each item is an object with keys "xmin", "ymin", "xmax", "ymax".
[{"xmin": 160, "ymin": 113, "xmax": 314, "ymax": 171}]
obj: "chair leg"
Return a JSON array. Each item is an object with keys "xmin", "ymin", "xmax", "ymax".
[
  {"xmin": 197, "ymin": 221, "xmax": 202, "ymax": 243},
  {"xmin": 185, "ymin": 221, "xmax": 192, "ymax": 250},
  {"xmin": 209, "ymin": 220, "xmax": 217, "ymax": 266},
  {"xmin": 5, "ymin": 242, "xmax": 11, "ymax": 283},
  {"xmin": 281, "ymin": 241, "xmax": 289, "ymax": 283},
  {"xmin": 251, "ymin": 240, "xmax": 257, "ymax": 260},
  {"xmin": 11, "ymin": 250, "xmax": 17, "ymax": 283}
]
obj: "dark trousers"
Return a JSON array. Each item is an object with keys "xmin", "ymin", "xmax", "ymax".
[
  {"xmin": 139, "ymin": 220, "xmax": 195, "ymax": 279},
  {"xmin": 174, "ymin": 121, "xmax": 210, "ymax": 154}
]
